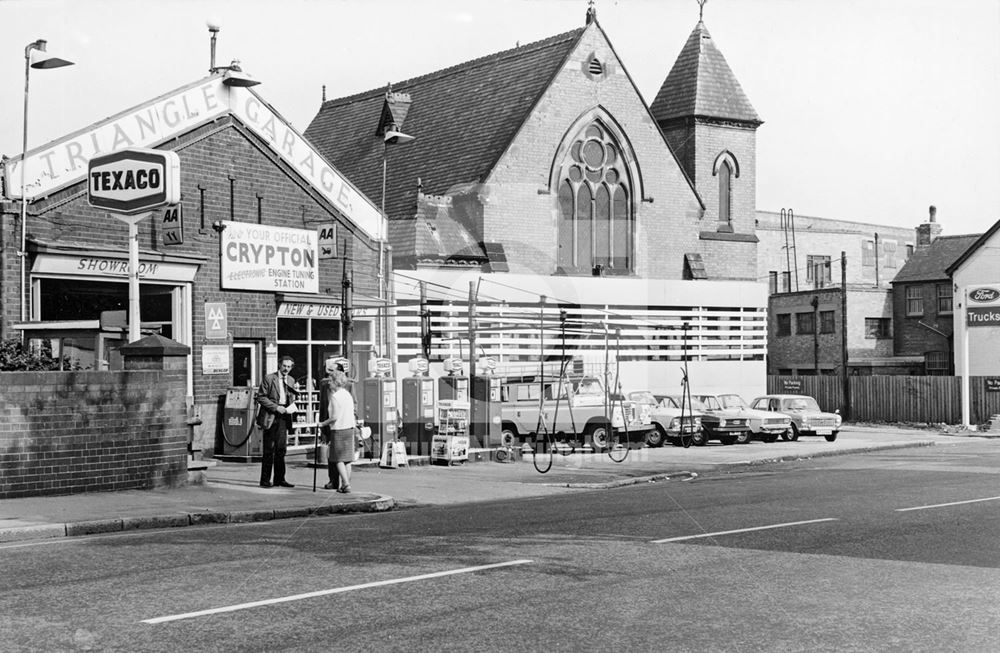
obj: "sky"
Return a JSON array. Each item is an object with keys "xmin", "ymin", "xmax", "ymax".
[{"xmin": 3, "ymin": 0, "xmax": 999, "ymax": 237}]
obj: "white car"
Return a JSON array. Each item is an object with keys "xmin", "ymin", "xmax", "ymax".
[{"xmin": 715, "ymin": 393, "xmax": 791, "ymax": 443}]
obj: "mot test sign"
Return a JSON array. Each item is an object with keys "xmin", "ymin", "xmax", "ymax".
[{"xmin": 220, "ymin": 221, "xmax": 319, "ymax": 293}]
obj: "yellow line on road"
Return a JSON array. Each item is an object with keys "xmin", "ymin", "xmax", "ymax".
[{"xmin": 143, "ymin": 559, "xmax": 533, "ymax": 624}]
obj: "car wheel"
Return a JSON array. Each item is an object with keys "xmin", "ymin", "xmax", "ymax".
[
  {"xmin": 735, "ymin": 430, "xmax": 751, "ymax": 445},
  {"xmin": 500, "ymin": 426, "xmax": 518, "ymax": 448},
  {"xmin": 721, "ymin": 435, "xmax": 737, "ymax": 446},
  {"xmin": 690, "ymin": 430, "xmax": 708, "ymax": 446},
  {"xmin": 825, "ymin": 431, "xmax": 838, "ymax": 442},
  {"xmin": 645, "ymin": 425, "xmax": 666, "ymax": 448},
  {"xmin": 788, "ymin": 424, "xmax": 800, "ymax": 442},
  {"xmin": 587, "ymin": 422, "xmax": 611, "ymax": 452}
]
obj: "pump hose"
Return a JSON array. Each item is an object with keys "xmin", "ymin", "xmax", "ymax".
[{"xmin": 222, "ymin": 421, "xmax": 255, "ymax": 448}]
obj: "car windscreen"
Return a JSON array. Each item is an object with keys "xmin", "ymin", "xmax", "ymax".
[
  {"xmin": 718, "ymin": 394, "xmax": 748, "ymax": 409},
  {"xmin": 782, "ymin": 397, "xmax": 821, "ymax": 411}
]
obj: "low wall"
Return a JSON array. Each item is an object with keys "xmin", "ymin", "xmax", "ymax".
[{"xmin": 0, "ymin": 340, "xmax": 189, "ymax": 499}]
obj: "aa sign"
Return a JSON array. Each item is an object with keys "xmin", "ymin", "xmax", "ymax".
[{"xmin": 162, "ymin": 205, "xmax": 183, "ymax": 246}]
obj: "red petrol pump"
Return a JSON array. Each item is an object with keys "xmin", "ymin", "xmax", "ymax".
[
  {"xmin": 219, "ymin": 386, "xmax": 261, "ymax": 460},
  {"xmin": 437, "ymin": 356, "xmax": 469, "ymax": 402},
  {"xmin": 362, "ymin": 357, "xmax": 398, "ymax": 460},
  {"xmin": 470, "ymin": 357, "xmax": 501, "ymax": 448},
  {"xmin": 401, "ymin": 357, "xmax": 435, "ymax": 456}
]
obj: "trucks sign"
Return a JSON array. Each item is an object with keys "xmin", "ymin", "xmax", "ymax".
[{"xmin": 87, "ymin": 148, "xmax": 180, "ymax": 215}]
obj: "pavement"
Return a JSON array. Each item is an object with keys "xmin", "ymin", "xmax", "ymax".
[{"xmin": 1, "ymin": 425, "xmax": 994, "ymax": 544}]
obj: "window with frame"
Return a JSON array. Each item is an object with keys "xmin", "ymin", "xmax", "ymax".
[
  {"xmin": 776, "ymin": 314, "xmax": 791, "ymax": 336},
  {"xmin": 936, "ymin": 284, "xmax": 953, "ymax": 314},
  {"xmin": 905, "ymin": 286, "xmax": 923, "ymax": 316},
  {"xmin": 820, "ymin": 310, "xmax": 836, "ymax": 333},
  {"xmin": 865, "ymin": 317, "xmax": 891, "ymax": 339},
  {"xmin": 862, "ymin": 240, "xmax": 876, "ymax": 267},
  {"xmin": 557, "ymin": 122, "xmax": 633, "ymax": 274},
  {"xmin": 806, "ymin": 255, "xmax": 832, "ymax": 286},
  {"xmin": 780, "ymin": 271, "xmax": 791, "ymax": 293},
  {"xmin": 718, "ymin": 159, "xmax": 732, "ymax": 228},
  {"xmin": 883, "ymin": 240, "xmax": 897, "ymax": 269},
  {"xmin": 768, "ymin": 271, "xmax": 778, "ymax": 295},
  {"xmin": 925, "ymin": 350, "xmax": 950, "ymax": 374},
  {"xmin": 796, "ymin": 312, "xmax": 816, "ymax": 334}
]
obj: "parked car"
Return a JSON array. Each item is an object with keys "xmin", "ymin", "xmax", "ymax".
[
  {"xmin": 712, "ymin": 393, "xmax": 791, "ymax": 443},
  {"xmin": 749, "ymin": 394, "xmax": 841, "ymax": 442},
  {"xmin": 691, "ymin": 394, "xmax": 754, "ymax": 445},
  {"xmin": 628, "ymin": 391, "xmax": 701, "ymax": 447},
  {"xmin": 659, "ymin": 395, "xmax": 736, "ymax": 446},
  {"xmin": 501, "ymin": 376, "xmax": 651, "ymax": 451}
]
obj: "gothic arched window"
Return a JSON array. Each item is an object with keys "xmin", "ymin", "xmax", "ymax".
[
  {"xmin": 718, "ymin": 159, "xmax": 732, "ymax": 226},
  {"xmin": 556, "ymin": 122, "xmax": 633, "ymax": 274}
]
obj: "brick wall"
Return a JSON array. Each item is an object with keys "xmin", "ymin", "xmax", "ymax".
[
  {"xmin": 0, "ymin": 351, "xmax": 188, "ymax": 499},
  {"xmin": 892, "ymin": 280, "xmax": 954, "ymax": 359},
  {"xmin": 1, "ymin": 118, "xmax": 382, "ymax": 458}
]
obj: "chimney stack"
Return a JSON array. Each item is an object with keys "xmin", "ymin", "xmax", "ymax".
[{"xmin": 915, "ymin": 204, "xmax": 942, "ymax": 250}]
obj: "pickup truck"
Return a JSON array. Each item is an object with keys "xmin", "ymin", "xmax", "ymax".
[{"xmin": 499, "ymin": 376, "xmax": 651, "ymax": 451}]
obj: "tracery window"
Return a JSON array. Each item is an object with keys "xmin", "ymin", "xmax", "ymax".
[{"xmin": 556, "ymin": 122, "xmax": 633, "ymax": 274}]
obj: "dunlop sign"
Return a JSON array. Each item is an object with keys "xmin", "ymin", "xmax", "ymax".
[{"xmin": 88, "ymin": 148, "xmax": 180, "ymax": 215}]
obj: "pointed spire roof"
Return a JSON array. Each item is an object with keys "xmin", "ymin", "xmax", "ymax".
[{"xmin": 650, "ymin": 21, "xmax": 761, "ymax": 126}]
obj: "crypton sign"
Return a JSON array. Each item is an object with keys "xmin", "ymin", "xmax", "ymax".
[{"xmin": 88, "ymin": 148, "xmax": 180, "ymax": 215}]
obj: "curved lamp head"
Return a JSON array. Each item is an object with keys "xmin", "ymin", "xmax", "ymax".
[
  {"xmin": 27, "ymin": 40, "xmax": 74, "ymax": 69},
  {"xmin": 384, "ymin": 130, "xmax": 415, "ymax": 145}
]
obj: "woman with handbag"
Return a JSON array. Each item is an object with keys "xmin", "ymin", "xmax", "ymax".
[{"xmin": 319, "ymin": 370, "xmax": 356, "ymax": 493}]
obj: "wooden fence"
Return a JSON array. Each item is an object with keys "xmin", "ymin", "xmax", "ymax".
[{"xmin": 767, "ymin": 375, "xmax": 1000, "ymax": 425}]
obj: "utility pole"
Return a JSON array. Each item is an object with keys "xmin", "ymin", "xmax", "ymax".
[
  {"xmin": 340, "ymin": 251, "xmax": 353, "ymax": 364},
  {"xmin": 468, "ymin": 280, "xmax": 477, "ymax": 376},
  {"xmin": 840, "ymin": 251, "xmax": 850, "ymax": 419},
  {"xmin": 419, "ymin": 281, "xmax": 431, "ymax": 360}
]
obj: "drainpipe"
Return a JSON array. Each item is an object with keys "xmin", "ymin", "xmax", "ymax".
[{"xmin": 811, "ymin": 295, "xmax": 820, "ymax": 374}]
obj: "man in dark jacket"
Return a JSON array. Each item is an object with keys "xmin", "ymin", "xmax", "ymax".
[{"xmin": 255, "ymin": 355, "xmax": 299, "ymax": 488}]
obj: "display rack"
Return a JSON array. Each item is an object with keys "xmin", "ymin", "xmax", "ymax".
[
  {"xmin": 288, "ymin": 389, "xmax": 319, "ymax": 449},
  {"xmin": 431, "ymin": 400, "xmax": 470, "ymax": 464}
]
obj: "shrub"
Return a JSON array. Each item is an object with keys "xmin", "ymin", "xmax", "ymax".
[{"xmin": 0, "ymin": 337, "xmax": 69, "ymax": 371}]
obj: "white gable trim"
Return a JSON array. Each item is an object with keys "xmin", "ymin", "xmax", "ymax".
[{"xmin": 4, "ymin": 76, "xmax": 381, "ymax": 241}]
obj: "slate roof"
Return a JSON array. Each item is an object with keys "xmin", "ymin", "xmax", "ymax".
[
  {"xmin": 305, "ymin": 28, "xmax": 585, "ymax": 263},
  {"xmin": 649, "ymin": 21, "xmax": 761, "ymax": 126},
  {"xmin": 891, "ymin": 234, "xmax": 981, "ymax": 283}
]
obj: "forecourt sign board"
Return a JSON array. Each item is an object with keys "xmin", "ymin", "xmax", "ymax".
[
  {"xmin": 88, "ymin": 148, "xmax": 180, "ymax": 215},
  {"xmin": 967, "ymin": 286, "xmax": 1000, "ymax": 327}
]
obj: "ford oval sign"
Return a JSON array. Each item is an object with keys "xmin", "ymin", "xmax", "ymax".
[
  {"xmin": 88, "ymin": 148, "xmax": 180, "ymax": 215},
  {"xmin": 969, "ymin": 287, "xmax": 1000, "ymax": 303}
]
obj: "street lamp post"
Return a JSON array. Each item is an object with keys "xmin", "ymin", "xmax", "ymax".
[
  {"xmin": 19, "ymin": 39, "xmax": 74, "ymax": 323},
  {"xmin": 379, "ymin": 126, "xmax": 414, "ymax": 358}
]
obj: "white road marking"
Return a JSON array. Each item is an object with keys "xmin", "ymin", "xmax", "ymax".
[
  {"xmin": 143, "ymin": 559, "xmax": 533, "ymax": 624},
  {"xmin": 651, "ymin": 518, "xmax": 838, "ymax": 543},
  {"xmin": 895, "ymin": 495, "xmax": 1000, "ymax": 512}
]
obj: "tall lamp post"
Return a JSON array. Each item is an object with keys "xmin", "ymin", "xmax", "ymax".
[
  {"xmin": 19, "ymin": 39, "xmax": 74, "ymax": 323},
  {"xmin": 379, "ymin": 125, "xmax": 414, "ymax": 357}
]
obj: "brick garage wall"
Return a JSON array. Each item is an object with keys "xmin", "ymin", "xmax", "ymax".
[
  {"xmin": 892, "ymin": 280, "xmax": 953, "ymax": 358},
  {"xmin": 2, "ymin": 118, "xmax": 381, "ymax": 458},
  {"xmin": 0, "ymin": 365, "xmax": 188, "ymax": 499}
]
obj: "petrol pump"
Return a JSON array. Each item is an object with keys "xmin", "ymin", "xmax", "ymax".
[
  {"xmin": 362, "ymin": 357, "xmax": 398, "ymax": 460},
  {"xmin": 470, "ymin": 356, "xmax": 501, "ymax": 448},
  {"xmin": 437, "ymin": 357, "xmax": 469, "ymax": 402},
  {"xmin": 219, "ymin": 386, "xmax": 260, "ymax": 461},
  {"xmin": 401, "ymin": 357, "xmax": 435, "ymax": 456}
]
